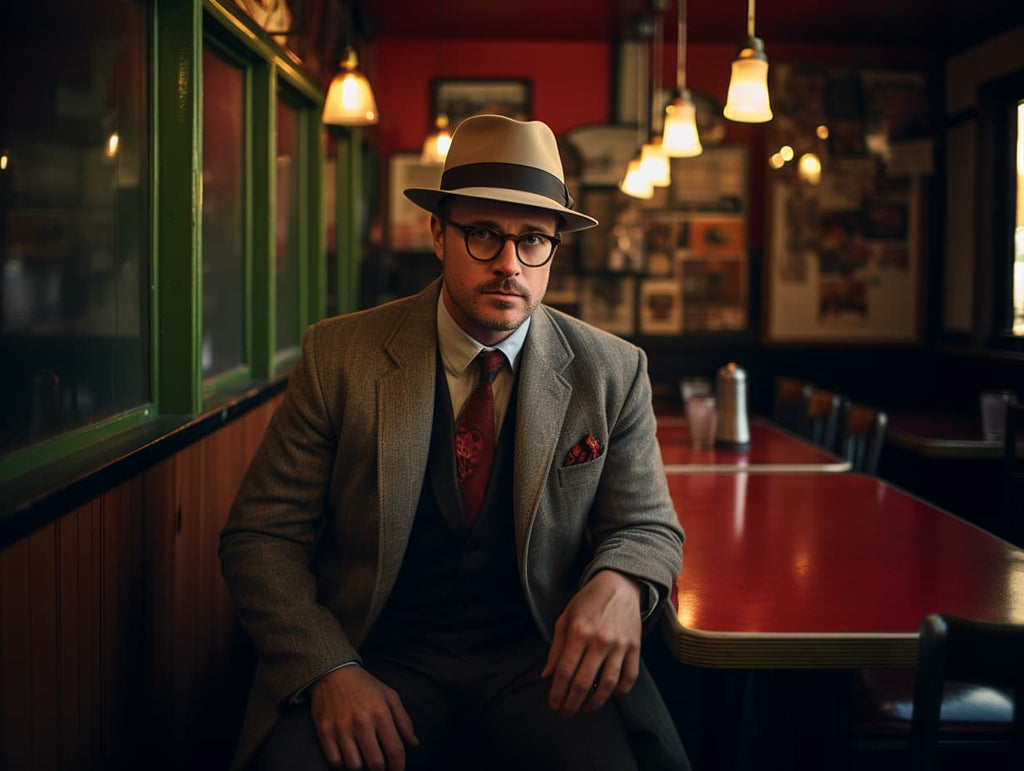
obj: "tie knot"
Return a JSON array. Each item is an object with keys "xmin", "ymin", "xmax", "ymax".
[{"xmin": 478, "ymin": 350, "xmax": 504, "ymax": 385}]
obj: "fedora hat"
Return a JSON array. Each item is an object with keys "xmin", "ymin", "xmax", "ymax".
[{"xmin": 404, "ymin": 114, "xmax": 598, "ymax": 233}]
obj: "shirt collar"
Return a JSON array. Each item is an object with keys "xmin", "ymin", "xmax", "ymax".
[{"xmin": 436, "ymin": 291, "xmax": 531, "ymax": 377}]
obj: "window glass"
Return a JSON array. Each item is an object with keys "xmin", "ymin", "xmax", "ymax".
[
  {"xmin": 201, "ymin": 43, "xmax": 246, "ymax": 379},
  {"xmin": 276, "ymin": 91, "xmax": 301, "ymax": 352},
  {"xmin": 1014, "ymin": 100, "xmax": 1023, "ymax": 336},
  {"xmin": 0, "ymin": 1, "xmax": 150, "ymax": 457}
]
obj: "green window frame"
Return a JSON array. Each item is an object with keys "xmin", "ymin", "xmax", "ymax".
[{"xmin": 0, "ymin": 0, "xmax": 346, "ymax": 511}]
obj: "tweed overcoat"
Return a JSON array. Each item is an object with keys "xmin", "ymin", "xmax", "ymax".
[{"xmin": 219, "ymin": 278, "xmax": 687, "ymax": 768}]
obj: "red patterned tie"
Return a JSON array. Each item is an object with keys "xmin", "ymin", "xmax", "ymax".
[{"xmin": 455, "ymin": 350, "xmax": 504, "ymax": 525}]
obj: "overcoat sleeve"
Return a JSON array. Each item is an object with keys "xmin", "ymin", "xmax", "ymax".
[{"xmin": 219, "ymin": 324, "xmax": 356, "ymax": 704}]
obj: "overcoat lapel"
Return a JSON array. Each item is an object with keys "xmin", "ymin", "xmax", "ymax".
[
  {"xmin": 371, "ymin": 282, "xmax": 441, "ymax": 621},
  {"xmin": 513, "ymin": 307, "xmax": 573, "ymax": 557}
]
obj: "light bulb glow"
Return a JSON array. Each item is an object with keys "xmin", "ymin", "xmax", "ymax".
[
  {"xmin": 0, "ymin": 153, "xmax": 8, "ymax": 171},
  {"xmin": 421, "ymin": 129, "xmax": 452, "ymax": 163},
  {"xmin": 798, "ymin": 153, "xmax": 822, "ymax": 185},
  {"xmin": 723, "ymin": 43, "xmax": 773, "ymax": 123},
  {"xmin": 662, "ymin": 94, "xmax": 703, "ymax": 158},
  {"xmin": 639, "ymin": 140, "xmax": 671, "ymax": 187},
  {"xmin": 106, "ymin": 133, "xmax": 120, "ymax": 157},
  {"xmin": 768, "ymin": 152, "xmax": 785, "ymax": 169},
  {"xmin": 780, "ymin": 145, "xmax": 794, "ymax": 162},
  {"xmin": 816, "ymin": 124, "xmax": 829, "ymax": 140},
  {"xmin": 322, "ymin": 48, "xmax": 378, "ymax": 126},
  {"xmin": 619, "ymin": 158, "xmax": 654, "ymax": 199}
]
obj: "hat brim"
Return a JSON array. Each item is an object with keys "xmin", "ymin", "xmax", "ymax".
[{"xmin": 404, "ymin": 186, "xmax": 598, "ymax": 233}]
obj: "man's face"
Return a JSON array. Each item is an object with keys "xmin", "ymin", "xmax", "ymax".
[{"xmin": 432, "ymin": 198, "xmax": 558, "ymax": 346}]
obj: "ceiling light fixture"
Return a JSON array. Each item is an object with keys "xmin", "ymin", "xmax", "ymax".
[
  {"xmin": 322, "ymin": 3, "xmax": 378, "ymax": 126},
  {"xmin": 723, "ymin": 0, "xmax": 773, "ymax": 123},
  {"xmin": 662, "ymin": 0, "xmax": 702, "ymax": 157}
]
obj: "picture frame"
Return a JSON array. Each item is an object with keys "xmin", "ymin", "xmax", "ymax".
[
  {"xmin": 433, "ymin": 78, "xmax": 531, "ymax": 130},
  {"xmin": 387, "ymin": 153, "xmax": 441, "ymax": 252}
]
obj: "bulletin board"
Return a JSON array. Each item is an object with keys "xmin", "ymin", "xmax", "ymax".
[
  {"xmin": 765, "ymin": 65, "xmax": 933, "ymax": 343},
  {"xmin": 561, "ymin": 132, "xmax": 750, "ymax": 338}
]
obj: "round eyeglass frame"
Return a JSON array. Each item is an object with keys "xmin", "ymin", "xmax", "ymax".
[{"xmin": 440, "ymin": 216, "xmax": 561, "ymax": 268}]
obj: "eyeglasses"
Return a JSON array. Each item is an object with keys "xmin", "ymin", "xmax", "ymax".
[{"xmin": 440, "ymin": 217, "xmax": 561, "ymax": 268}]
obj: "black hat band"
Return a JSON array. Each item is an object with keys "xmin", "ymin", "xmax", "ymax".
[{"xmin": 440, "ymin": 162, "xmax": 574, "ymax": 209}]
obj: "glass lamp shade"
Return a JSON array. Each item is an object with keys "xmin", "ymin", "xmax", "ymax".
[
  {"xmin": 723, "ymin": 38, "xmax": 773, "ymax": 124},
  {"xmin": 662, "ymin": 92, "xmax": 703, "ymax": 157},
  {"xmin": 421, "ymin": 114, "xmax": 452, "ymax": 163},
  {"xmin": 639, "ymin": 139, "xmax": 671, "ymax": 187},
  {"xmin": 619, "ymin": 158, "xmax": 654, "ymax": 199},
  {"xmin": 322, "ymin": 48, "xmax": 378, "ymax": 126}
]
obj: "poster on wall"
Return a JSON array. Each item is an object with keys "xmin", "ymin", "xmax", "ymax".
[
  {"xmin": 580, "ymin": 275, "xmax": 636, "ymax": 335},
  {"xmin": 568, "ymin": 144, "xmax": 750, "ymax": 337},
  {"xmin": 765, "ymin": 64, "xmax": 930, "ymax": 343},
  {"xmin": 388, "ymin": 154, "xmax": 441, "ymax": 251}
]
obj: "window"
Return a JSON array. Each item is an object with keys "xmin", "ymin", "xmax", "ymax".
[
  {"xmin": 1, "ymin": 0, "xmax": 332, "ymax": 497},
  {"xmin": 0, "ymin": 1, "xmax": 150, "ymax": 460},
  {"xmin": 275, "ymin": 90, "xmax": 302, "ymax": 354},
  {"xmin": 201, "ymin": 42, "xmax": 248, "ymax": 381}
]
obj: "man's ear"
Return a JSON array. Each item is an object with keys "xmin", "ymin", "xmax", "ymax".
[{"xmin": 430, "ymin": 214, "xmax": 445, "ymax": 260}]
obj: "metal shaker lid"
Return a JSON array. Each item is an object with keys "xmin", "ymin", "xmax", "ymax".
[{"xmin": 717, "ymin": 362, "xmax": 746, "ymax": 383}]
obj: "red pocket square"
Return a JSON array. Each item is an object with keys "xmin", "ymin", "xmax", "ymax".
[{"xmin": 564, "ymin": 433, "xmax": 603, "ymax": 466}]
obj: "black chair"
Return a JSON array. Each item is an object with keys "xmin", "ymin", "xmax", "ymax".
[
  {"xmin": 806, "ymin": 389, "xmax": 844, "ymax": 451},
  {"xmin": 773, "ymin": 376, "xmax": 814, "ymax": 435},
  {"xmin": 837, "ymin": 402, "xmax": 888, "ymax": 474},
  {"xmin": 909, "ymin": 613, "xmax": 1024, "ymax": 770},
  {"xmin": 1001, "ymin": 402, "xmax": 1024, "ymax": 547},
  {"xmin": 850, "ymin": 615, "xmax": 1019, "ymax": 770}
]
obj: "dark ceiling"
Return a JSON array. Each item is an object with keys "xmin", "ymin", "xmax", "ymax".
[{"xmin": 359, "ymin": 0, "xmax": 1021, "ymax": 53}]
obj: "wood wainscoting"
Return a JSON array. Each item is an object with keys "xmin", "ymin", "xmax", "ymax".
[{"xmin": 0, "ymin": 395, "xmax": 282, "ymax": 769}]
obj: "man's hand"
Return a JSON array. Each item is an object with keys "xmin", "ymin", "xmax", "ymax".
[
  {"xmin": 310, "ymin": 665, "xmax": 419, "ymax": 770},
  {"xmin": 541, "ymin": 569, "xmax": 642, "ymax": 716}
]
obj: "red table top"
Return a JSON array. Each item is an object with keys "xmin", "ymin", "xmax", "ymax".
[
  {"xmin": 665, "ymin": 472, "xmax": 1024, "ymax": 668},
  {"xmin": 657, "ymin": 417, "xmax": 850, "ymax": 472}
]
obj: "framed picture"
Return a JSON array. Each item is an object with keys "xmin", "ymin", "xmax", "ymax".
[
  {"xmin": 433, "ymin": 79, "xmax": 531, "ymax": 130},
  {"xmin": 388, "ymin": 153, "xmax": 441, "ymax": 251}
]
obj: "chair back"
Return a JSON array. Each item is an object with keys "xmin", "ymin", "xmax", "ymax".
[
  {"xmin": 806, "ymin": 390, "xmax": 843, "ymax": 451},
  {"xmin": 773, "ymin": 376, "xmax": 814, "ymax": 435},
  {"xmin": 1002, "ymin": 402, "xmax": 1024, "ymax": 547},
  {"xmin": 838, "ymin": 402, "xmax": 887, "ymax": 474},
  {"xmin": 910, "ymin": 613, "xmax": 1024, "ymax": 770}
]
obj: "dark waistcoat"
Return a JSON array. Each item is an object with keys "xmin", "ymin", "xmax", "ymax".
[{"xmin": 363, "ymin": 361, "xmax": 533, "ymax": 654}]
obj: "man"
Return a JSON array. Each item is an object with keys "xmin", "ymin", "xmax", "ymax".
[{"xmin": 220, "ymin": 114, "xmax": 688, "ymax": 770}]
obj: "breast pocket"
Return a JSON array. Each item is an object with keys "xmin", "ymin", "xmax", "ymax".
[{"xmin": 556, "ymin": 455, "xmax": 606, "ymax": 488}]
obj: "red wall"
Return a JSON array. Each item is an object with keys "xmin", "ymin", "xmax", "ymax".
[{"xmin": 370, "ymin": 38, "xmax": 614, "ymax": 156}]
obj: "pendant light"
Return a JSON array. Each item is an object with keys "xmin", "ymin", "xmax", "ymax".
[
  {"xmin": 322, "ymin": 3, "xmax": 378, "ymax": 126},
  {"xmin": 421, "ymin": 0, "xmax": 452, "ymax": 163},
  {"xmin": 639, "ymin": 12, "xmax": 671, "ymax": 187},
  {"xmin": 421, "ymin": 113, "xmax": 452, "ymax": 163},
  {"xmin": 723, "ymin": 0, "xmax": 773, "ymax": 124},
  {"xmin": 620, "ymin": 22, "xmax": 654, "ymax": 199},
  {"xmin": 662, "ymin": 0, "xmax": 702, "ymax": 157}
]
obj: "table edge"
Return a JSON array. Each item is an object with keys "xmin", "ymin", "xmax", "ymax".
[
  {"xmin": 661, "ymin": 614, "xmax": 918, "ymax": 669},
  {"xmin": 663, "ymin": 461, "xmax": 852, "ymax": 474}
]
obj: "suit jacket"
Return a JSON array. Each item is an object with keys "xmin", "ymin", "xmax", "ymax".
[{"xmin": 220, "ymin": 278, "xmax": 686, "ymax": 768}]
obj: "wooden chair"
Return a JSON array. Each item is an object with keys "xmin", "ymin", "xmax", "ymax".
[
  {"xmin": 773, "ymin": 376, "xmax": 814, "ymax": 436},
  {"xmin": 837, "ymin": 402, "xmax": 888, "ymax": 474},
  {"xmin": 1001, "ymin": 402, "xmax": 1024, "ymax": 547},
  {"xmin": 909, "ymin": 613, "xmax": 1024, "ymax": 770},
  {"xmin": 805, "ymin": 389, "xmax": 844, "ymax": 451}
]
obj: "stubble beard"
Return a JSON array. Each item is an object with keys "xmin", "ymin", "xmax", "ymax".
[{"xmin": 441, "ymin": 239, "xmax": 545, "ymax": 333}]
